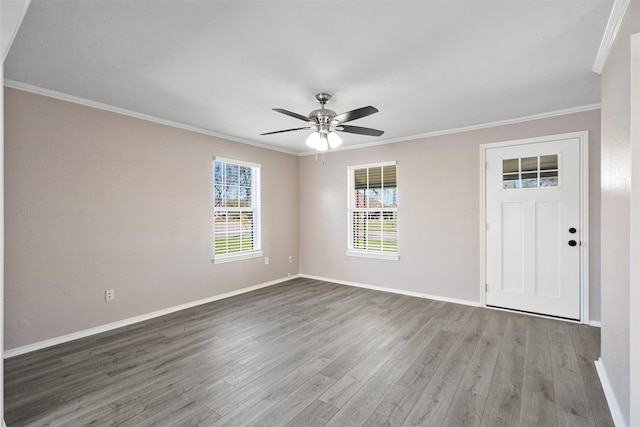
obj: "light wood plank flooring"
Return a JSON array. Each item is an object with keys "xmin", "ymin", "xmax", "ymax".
[{"xmin": 4, "ymin": 278, "xmax": 614, "ymax": 426}]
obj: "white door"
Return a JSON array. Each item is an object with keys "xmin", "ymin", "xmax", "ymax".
[{"xmin": 485, "ymin": 136, "xmax": 581, "ymax": 320}]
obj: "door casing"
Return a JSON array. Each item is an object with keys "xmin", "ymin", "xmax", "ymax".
[{"xmin": 479, "ymin": 131, "xmax": 590, "ymax": 323}]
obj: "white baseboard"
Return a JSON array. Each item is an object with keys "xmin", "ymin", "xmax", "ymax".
[
  {"xmin": 595, "ymin": 357, "xmax": 628, "ymax": 427},
  {"xmin": 589, "ymin": 320, "xmax": 602, "ymax": 328},
  {"xmin": 299, "ymin": 274, "xmax": 480, "ymax": 307},
  {"xmin": 4, "ymin": 274, "xmax": 301, "ymax": 359}
]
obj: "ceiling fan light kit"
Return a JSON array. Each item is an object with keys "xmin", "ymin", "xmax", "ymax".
[
  {"xmin": 304, "ymin": 130, "xmax": 342, "ymax": 152},
  {"xmin": 261, "ymin": 92, "xmax": 384, "ymax": 152}
]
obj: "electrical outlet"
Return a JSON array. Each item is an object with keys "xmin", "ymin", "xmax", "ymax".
[
  {"xmin": 105, "ymin": 289, "xmax": 115, "ymax": 302},
  {"xmin": 264, "ymin": 257, "xmax": 269, "ymax": 265},
  {"xmin": 289, "ymin": 255, "xmax": 293, "ymax": 263}
]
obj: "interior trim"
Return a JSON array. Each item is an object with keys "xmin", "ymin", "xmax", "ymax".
[
  {"xmin": 595, "ymin": 357, "xmax": 628, "ymax": 427},
  {"xmin": 629, "ymin": 31, "xmax": 640, "ymax": 427},
  {"xmin": 299, "ymin": 274, "xmax": 480, "ymax": 308},
  {"xmin": 479, "ymin": 131, "xmax": 591, "ymax": 324},
  {"xmin": 5, "ymin": 273, "xmax": 482, "ymax": 359},
  {"xmin": 299, "ymin": 104, "xmax": 601, "ymax": 156},
  {"xmin": 3, "ymin": 274, "xmax": 300, "ymax": 359},
  {"xmin": 4, "ymin": 80, "xmax": 599, "ymax": 158},
  {"xmin": 2, "ymin": 80, "xmax": 299, "ymax": 156},
  {"xmin": 592, "ymin": 0, "xmax": 631, "ymax": 74}
]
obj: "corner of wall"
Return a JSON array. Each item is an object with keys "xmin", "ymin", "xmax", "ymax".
[{"xmin": 595, "ymin": 358, "xmax": 629, "ymax": 427}]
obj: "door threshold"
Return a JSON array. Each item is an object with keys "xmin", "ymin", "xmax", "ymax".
[{"xmin": 486, "ymin": 304, "xmax": 581, "ymax": 323}]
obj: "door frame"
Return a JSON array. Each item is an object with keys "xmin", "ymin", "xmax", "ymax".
[
  {"xmin": 629, "ymin": 31, "xmax": 639, "ymax": 427},
  {"xmin": 479, "ymin": 131, "xmax": 590, "ymax": 323}
]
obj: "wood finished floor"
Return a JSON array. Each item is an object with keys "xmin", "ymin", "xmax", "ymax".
[{"xmin": 4, "ymin": 278, "xmax": 614, "ymax": 427}]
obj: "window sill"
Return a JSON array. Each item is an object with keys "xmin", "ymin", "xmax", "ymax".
[
  {"xmin": 346, "ymin": 250, "xmax": 399, "ymax": 261},
  {"xmin": 213, "ymin": 250, "xmax": 263, "ymax": 265}
]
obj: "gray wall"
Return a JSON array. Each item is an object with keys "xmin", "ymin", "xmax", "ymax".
[
  {"xmin": 4, "ymin": 87, "xmax": 299, "ymax": 350},
  {"xmin": 599, "ymin": 2, "xmax": 640, "ymax": 424},
  {"xmin": 5, "ymin": 87, "xmax": 603, "ymax": 354},
  {"xmin": 299, "ymin": 110, "xmax": 601, "ymax": 317}
]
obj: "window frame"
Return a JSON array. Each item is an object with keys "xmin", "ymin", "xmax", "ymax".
[
  {"xmin": 213, "ymin": 157, "xmax": 262, "ymax": 264},
  {"xmin": 346, "ymin": 161, "xmax": 399, "ymax": 261}
]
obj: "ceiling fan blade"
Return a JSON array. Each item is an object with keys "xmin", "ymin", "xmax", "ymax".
[
  {"xmin": 273, "ymin": 108, "xmax": 310, "ymax": 122},
  {"xmin": 260, "ymin": 127, "xmax": 310, "ymax": 136},
  {"xmin": 333, "ymin": 106, "xmax": 378, "ymax": 124},
  {"xmin": 338, "ymin": 125, "xmax": 384, "ymax": 137}
]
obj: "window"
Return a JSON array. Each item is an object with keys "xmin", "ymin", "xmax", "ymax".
[
  {"xmin": 502, "ymin": 154, "xmax": 559, "ymax": 189},
  {"xmin": 213, "ymin": 158, "xmax": 261, "ymax": 263},
  {"xmin": 347, "ymin": 161, "xmax": 398, "ymax": 260}
]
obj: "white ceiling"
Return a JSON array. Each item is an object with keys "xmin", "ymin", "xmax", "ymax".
[{"xmin": 4, "ymin": 0, "xmax": 613, "ymax": 154}]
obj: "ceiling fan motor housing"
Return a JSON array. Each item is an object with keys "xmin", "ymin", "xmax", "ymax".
[
  {"xmin": 309, "ymin": 108, "xmax": 336, "ymax": 124},
  {"xmin": 310, "ymin": 92, "xmax": 336, "ymax": 127}
]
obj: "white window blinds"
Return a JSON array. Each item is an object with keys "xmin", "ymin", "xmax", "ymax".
[
  {"xmin": 213, "ymin": 158, "xmax": 262, "ymax": 263},
  {"xmin": 347, "ymin": 161, "xmax": 398, "ymax": 260}
]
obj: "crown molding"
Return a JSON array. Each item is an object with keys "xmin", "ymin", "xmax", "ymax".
[
  {"xmin": 592, "ymin": 0, "xmax": 630, "ymax": 75},
  {"xmin": 299, "ymin": 103, "xmax": 601, "ymax": 156},
  {"xmin": 2, "ymin": 80, "xmax": 299, "ymax": 156},
  {"xmin": 4, "ymin": 80, "xmax": 600, "ymax": 158}
]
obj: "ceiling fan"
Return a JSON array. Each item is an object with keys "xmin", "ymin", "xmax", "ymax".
[{"xmin": 260, "ymin": 93, "xmax": 384, "ymax": 151}]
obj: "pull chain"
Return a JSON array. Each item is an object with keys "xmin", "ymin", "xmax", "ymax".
[{"xmin": 313, "ymin": 150, "xmax": 325, "ymax": 165}]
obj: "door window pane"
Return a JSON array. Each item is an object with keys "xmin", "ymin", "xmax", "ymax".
[
  {"xmin": 540, "ymin": 155, "xmax": 558, "ymax": 170},
  {"xmin": 521, "ymin": 173, "xmax": 538, "ymax": 188},
  {"xmin": 503, "ymin": 159, "xmax": 519, "ymax": 174},
  {"xmin": 502, "ymin": 154, "xmax": 559, "ymax": 190},
  {"xmin": 503, "ymin": 175, "xmax": 519, "ymax": 189},
  {"xmin": 521, "ymin": 157, "xmax": 538, "ymax": 172},
  {"xmin": 540, "ymin": 171, "xmax": 559, "ymax": 187}
]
